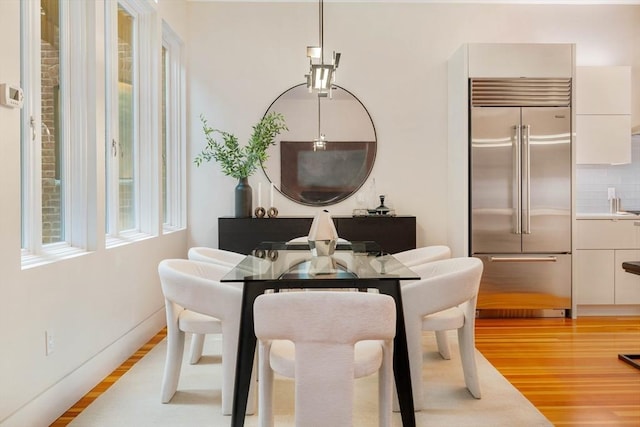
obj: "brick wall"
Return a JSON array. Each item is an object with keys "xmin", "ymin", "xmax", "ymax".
[{"xmin": 41, "ymin": 38, "xmax": 62, "ymax": 243}]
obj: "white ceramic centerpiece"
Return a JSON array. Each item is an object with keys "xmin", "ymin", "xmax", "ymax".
[{"xmin": 307, "ymin": 209, "xmax": 339, "ymax": 257}]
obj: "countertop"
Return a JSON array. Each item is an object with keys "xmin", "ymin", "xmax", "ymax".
[{"xmin": 576, "ymin": 213, "xmax": 640, "ymax": 220}]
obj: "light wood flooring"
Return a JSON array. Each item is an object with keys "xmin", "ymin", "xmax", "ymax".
[
  {"xmin": 51, "ymin": 316, "xmax": 640, "ymax": 426},
  {"xmin": 475, "ymin": 316, "xmax": 640, "ymax": 426}
]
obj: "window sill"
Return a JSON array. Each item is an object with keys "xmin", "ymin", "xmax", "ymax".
[
  {"xmin": 21, "ymin": 245, "xmax": 88, "ymax": 269},
  {"xmin": 105, "ymin": 231, "xmax": 155, "ymax": 249},
  {"xmin": 162, "ymin": 224, "xmax": 185, "ymax": 234}
]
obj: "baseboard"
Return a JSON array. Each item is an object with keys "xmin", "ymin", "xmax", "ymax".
[
  {"xmin": 0, "ymin": 309, "xmax": 166, "ymax": 427},
  {"xmin": 575, "ymin": 305, "xmax": 640, "ymax": 317}
]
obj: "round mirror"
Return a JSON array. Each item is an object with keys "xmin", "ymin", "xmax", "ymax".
[{"xmin": 262, "ymin": 84, "xmax": 377, "ymax": 206}]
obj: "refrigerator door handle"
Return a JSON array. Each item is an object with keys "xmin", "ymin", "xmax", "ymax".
[
  {"xmin": 514, "ymin": 125, "xmax": 522, "ymax": 235},
  {"xmin": 522, "ymin": 124, "xmax": 531, "ymax": 234},
  {"xmin": 489, "ymin": 256, "xmax": 558, "ymax": 263}
]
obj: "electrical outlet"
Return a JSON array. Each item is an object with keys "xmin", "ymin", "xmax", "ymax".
[{"xmin": 45, "ymin": 330, "xmax": 55, "ymax": 356}]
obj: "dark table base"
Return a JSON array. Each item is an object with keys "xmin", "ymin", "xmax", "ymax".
[{"xmin": 230, "ymin": 279, "xmax": 416, "ymax": 427}]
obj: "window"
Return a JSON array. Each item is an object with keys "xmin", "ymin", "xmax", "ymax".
[
  {"xmin": 21, "ymin": 0, "xmax": 95, "ymax": 265},
  {"xmin": 161, "ymin": 22, "xmax": 185, "ymax": 231},
  {"xmin": 21, "ymin": 0, "xmax": 172, "ymax": 264},
  {"xmin": 105, "ymin": 0, "xmax": 158, "ymax": 242}
]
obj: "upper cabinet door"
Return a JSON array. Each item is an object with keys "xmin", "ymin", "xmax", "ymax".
[
  {"xmin": 575, "ymin": 66, "xmax": 632, "ymax": 164},
  {"xmin": 576, "ymin": 115, "xmax": 631, "ymax": 164},
  {"xmin": 468, "ymin": 43, "xmax": 574, "ymax": 78},
  {"xmin": 576, "ymin": 66, "xmax": 631, "ymax": 115}
]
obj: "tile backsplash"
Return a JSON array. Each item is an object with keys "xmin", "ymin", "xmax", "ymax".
[{"xmin": 576, "ymin": 135, "xmax": 640, "ymax": 213}]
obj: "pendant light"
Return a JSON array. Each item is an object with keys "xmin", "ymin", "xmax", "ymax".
[
  {"xmin": 313, "ymin": 96, "xmax": 326, "ymax": 151},
  {"xmin": 305, "ymin": 0, "xmax": 340, "ymax": 98}
]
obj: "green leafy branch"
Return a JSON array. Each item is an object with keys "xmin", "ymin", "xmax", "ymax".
[{"xmin": 194, "ymin": 112, "xmax": 287, "ymax": 179}]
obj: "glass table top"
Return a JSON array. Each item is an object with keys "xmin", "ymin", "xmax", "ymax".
[{"xmin": 221, "ymin": 241, "xmax": 420, "ymax": 282}]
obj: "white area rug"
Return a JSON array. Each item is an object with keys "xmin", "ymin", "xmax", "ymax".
[{"xmin": 69, "ymin": 332, "xmax": 551, "ymax": 426}]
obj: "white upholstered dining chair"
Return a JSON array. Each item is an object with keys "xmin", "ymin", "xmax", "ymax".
[
  {"xmin": 393, "ymin": 245, "xmax": 451, "ymax": 267},
  {"xmin": 254, "ymin": 291, "xmax": 396, "ymax": 427},
  {"xmin": 186, "ymin": 247, "xmax": 245, "ymax": 363},
  {"xmin": 188, "ymin": 246, "xmax": 245, "ymax": 268},
  {"xmin": 401, "ymin": 257, "xmax": 484, "ymax": 410},
  {"xmin": 157, "ymin": 259, "xmax": 255, "ymax": 415},
  {"xmin": 394, "ymin": 245, "xmax": 454, "ymax": 359}
]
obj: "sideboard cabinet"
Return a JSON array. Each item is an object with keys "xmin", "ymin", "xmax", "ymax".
[{"xmin": 218, "ymin": 216, "xmax": 416, "ymax": 255}]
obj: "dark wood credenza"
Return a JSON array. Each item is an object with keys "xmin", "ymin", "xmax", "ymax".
[{"xmin": 218, "ymin": 216, "xmax": 416, "ymax": 255}]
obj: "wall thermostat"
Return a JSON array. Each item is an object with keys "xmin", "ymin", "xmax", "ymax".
[{"xmin": 0, "ymin": 83, "xmax": 24, "ymax": 108}]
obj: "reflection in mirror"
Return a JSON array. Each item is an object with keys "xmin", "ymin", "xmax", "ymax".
[{"xmin": 262, "ymin": 84, "xmax": 376, "ymax": 206}]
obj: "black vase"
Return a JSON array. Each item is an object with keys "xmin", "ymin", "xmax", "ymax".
[{"xmin": 235, "ymin": 177, "xmax": 252, "ymax": 218}]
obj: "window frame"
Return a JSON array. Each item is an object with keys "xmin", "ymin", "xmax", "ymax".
[
  {"xmin": 161, "ymin": 21, "xmax": 186, "ymax": 232},
  {"xmin": 20, "ymin": 0, "xmax": 95, "ymax": 267},
  {"xmin": 104, "ymin": 0, "xmax": 159, "ymax": 245}
]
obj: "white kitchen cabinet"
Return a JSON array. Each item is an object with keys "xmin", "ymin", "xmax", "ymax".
[
  {"xmin": 575, "ymin": 218, "xmax": 638, "ymax": 249},
  {"xmin": 615, "ymin": 249, "xmax": 640, "ymax": 304},
  {"xmin": 575, "ymin": 219, "xmax": 640, "ymax": 307},
  {"xmin": 576, "ymin": 115, "xmax": 631, "ymax": 164},
  {"xmin": 576, "ymin": 66, "xmax": 631, "ymax": 114},
  {"xmin": 468, "ymin": 43, "xmax": 573, "ymax": 78},
  {"xmin": 575, "ymin": 249, "xmax": 615, "ymax": 304},
  {"xmin": 575, "ymin": 66, "xmax": 632, "ymax": 165}
]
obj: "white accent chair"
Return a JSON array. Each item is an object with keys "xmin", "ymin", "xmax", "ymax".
[
  {"xmin": 393, "ymin": 245, "xmax": 451, "ymax": 267},
  {"xmin": 188, "ymin": 246, "xmax": 245, "ymax": 268},
  {"xmin": 394, "ymin": 245, "xmax": 453, "ymax": 359},
  {"xmin": 254, "ymin": 291, "xmax": 396, "ymax": 427},
  {"xmin": 158, "ymin": 259, "xmax": 255, "ymax": 415},
  {"xmin": 186, "ymin": 247, "xmax": 245, "ymax": 363},
  {"xmin": 401, "ymin": 257, "xmax": 484, "ymax": 410}
]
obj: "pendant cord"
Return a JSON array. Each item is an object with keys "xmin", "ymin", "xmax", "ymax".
[
  {"xmin": 317, "ymin": 96, "xmax": 321, "ymax": 138},
  {"xmin": 319, "ymin": 0, "xmax": 324, "ymax": 63}
]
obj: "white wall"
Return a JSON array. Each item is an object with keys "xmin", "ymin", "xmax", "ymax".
[
  {"xmin": 187, "ymin": 1, "xmax": 640, "ymax": 249},
  {"xmin": 0, "ymin": 1, "xmax": 189, "ymax": 426}
]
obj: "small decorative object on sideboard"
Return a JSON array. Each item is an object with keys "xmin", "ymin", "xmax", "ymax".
[
  {"xmin": 267, "ymin": 182, "xmax": 279, "ymax": 217},
  {"xmin": 254, "ymin": 207, "xmax": 266, "ymax": 218},
  {"xmin": 255, "ymin": 182, "xmax": 266, "ymax": 218},
  {"xmin": 368, "ymin": 195, "xmax": 395, "ymax": 216},
  {"xmin": 194, "ymin": 112, "xmax": 287, "ymax": 218}
]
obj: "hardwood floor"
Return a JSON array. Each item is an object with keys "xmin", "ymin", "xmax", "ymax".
[
  {"xmin": 50, "ymin": 317, "xmax": 640, "ymax": 426},
  {"xmin": 475, "ymin": 316, "xmax": 640, "ymax": 427}
]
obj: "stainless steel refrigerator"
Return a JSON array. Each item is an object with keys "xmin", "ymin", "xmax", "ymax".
[{"xmin": 469, "ymin": 78, "xmax": 572, "ymax": 317}]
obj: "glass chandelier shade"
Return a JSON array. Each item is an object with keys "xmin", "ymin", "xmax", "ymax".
[{"xmin": 305, "ymin": 0, "xmax": 340, "ymax": 98}]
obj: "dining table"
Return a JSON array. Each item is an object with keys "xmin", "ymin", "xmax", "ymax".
[{"xmin": 221, "ymin": 240, "xmax": 420, "ymax": 427}]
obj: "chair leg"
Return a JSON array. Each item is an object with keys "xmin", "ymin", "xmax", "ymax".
[
  {"xmin": 435, "ymin": 330, "xmax": 452, "ymax": 360},
  {"xmin": 258, "ymin": 341, "xmax": 275, "ymax": 427},
  {"xmin": 189, "ymin": 333, "xmax": 206, "ymax": 364},
  {"xmin": 457, "ymin": 323, "xmax": 481, "ymax": 399},
  {"xmin": 161, "ymin": 327, "xmax": 185, "ymax": 403},
  {"xmin": 379, "ymin": 341, "xmax": 393, "ymax": 427}
]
